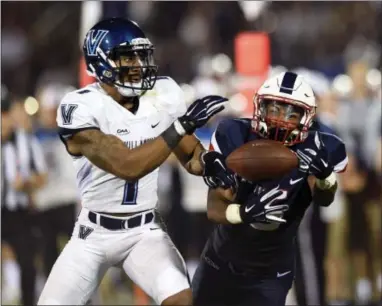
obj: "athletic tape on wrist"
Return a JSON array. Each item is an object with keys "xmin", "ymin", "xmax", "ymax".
[
  {"xmin": 226, "ymin": 204, "xmax": 243, "ymax": 224},
  {"xmin": 316, "ymin": 172, "xmax": 336, "ymax": 189}
]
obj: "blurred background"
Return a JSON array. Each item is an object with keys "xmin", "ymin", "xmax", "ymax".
[{"xmin": 1, "ymin": 1, "xmax": 381, "ymax": 305}]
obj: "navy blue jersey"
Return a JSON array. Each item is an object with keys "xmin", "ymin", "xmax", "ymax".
[{"xmin": 206, "ymin": 118, "xmax": 347, "ymax": 273}]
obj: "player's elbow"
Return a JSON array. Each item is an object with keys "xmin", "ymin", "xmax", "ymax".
[
  {"xmin": 114, "ymin": 165, "xmax": 142, "ymax": 181},
  {"xmin": 117, "ymin": 159, "xmax": 153, "ymax": 181},
  {"xmin": 118, "ymin": 169, "xmax": 143, "ymax": 181}
]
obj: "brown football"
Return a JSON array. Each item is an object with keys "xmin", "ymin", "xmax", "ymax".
[{"xmin": 226, "ymin": 139, "xmax": 298, "ymax": 181}]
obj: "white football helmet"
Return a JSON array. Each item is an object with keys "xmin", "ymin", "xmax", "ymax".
[{"xmin": 252, "ymin": 71, "xmax": 317, "ymax": 145}]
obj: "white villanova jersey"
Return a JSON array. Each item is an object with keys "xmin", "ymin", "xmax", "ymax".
[{"xmin": 56, "ymin": 77, "xmax": 186, "ymax": 213}]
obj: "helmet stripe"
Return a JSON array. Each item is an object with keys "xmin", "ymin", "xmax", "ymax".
[{"xmin": 280, "ymin": 72, "xmax": 297, "ymax": 94}]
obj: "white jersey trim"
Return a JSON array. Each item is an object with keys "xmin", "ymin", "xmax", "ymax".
[{"xmin": 210, "ymin": 131, "xmax": 222, "ymax": 154}]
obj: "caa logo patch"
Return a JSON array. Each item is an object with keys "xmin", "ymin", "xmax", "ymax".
[{"xmin": 117, "ymin": 129, "xmax": 130, "ymax": 135}]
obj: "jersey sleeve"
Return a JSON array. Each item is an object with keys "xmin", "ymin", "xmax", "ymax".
[
  {"xmin": 209, "ymin": 119, "xmax": 246, "ymax": 158},
  {"xmin": 56, "ymin": 92, "xmax": 100, "ymax": 139},
  {"xmin": 321, "ymin": 132, "xmax": 348, "ymax": 173},
  {"xmin": 331, "ymin": 141, "xmax": 348, "ymax": 173},
  {"xmin": 153, "ymin": 76, "xmax": 187, "ymax": 119}
]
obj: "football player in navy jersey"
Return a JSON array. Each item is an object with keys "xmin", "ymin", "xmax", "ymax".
[{"xmin": 193, "ymin": 72, "xmax": 348, "ymax": 306}]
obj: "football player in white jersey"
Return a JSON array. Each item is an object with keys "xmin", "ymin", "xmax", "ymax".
[{"xmin": 37, "ymin": 18, "xmax": 235, "ymax": 306}]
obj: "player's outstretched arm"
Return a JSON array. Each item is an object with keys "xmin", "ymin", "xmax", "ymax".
[
  {"xmin": 65, "ymin": 95, "xmax": 227, "ymax": 181},
  {"xmin": 298, "ymin": 132, "xmax": 345, "ymax": 207},
  {"xmin": 67, "ymin": 129, "xmax": 178, "ymax": 181}
]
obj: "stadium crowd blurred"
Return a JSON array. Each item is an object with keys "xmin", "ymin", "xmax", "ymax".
[{"xmin": 1, "ymin": 1, "xmax": 381, "ymax": 305}]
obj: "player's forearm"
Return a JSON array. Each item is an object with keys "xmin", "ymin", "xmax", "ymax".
[
  {"xmin": 75, "ymin": 122, "xmax": 190, "ymax": 181},
  {"xmin": 181, "ymin": 146, "xmax": 205, "ymax": 175},
  {"xmin": 312, "ymin": 174, "xmax": 338, "ymax": 207},
  {"xmin": 80, "ymin": 133, "xmax": 176, "ymax": 181},
  {"xmin": 207, "ymin": 188, "xmax": 235, "ymax": 225},
  {"xmin": 174, "ymin": 135, "xmax": 205, "ymax": 175}
]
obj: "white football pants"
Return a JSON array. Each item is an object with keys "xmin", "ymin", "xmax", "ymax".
[{"xmin": 37, "ymin": 208, "xmax": 190, "ymax": 305}]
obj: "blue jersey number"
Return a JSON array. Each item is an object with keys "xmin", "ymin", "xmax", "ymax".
[{"xmin": 122, "ymin": 181, "xmax": 138, "ymax": 205}]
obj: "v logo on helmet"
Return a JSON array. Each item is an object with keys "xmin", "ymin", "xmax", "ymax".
[{"xmin": 86, "ymin": 30, "xmax": 109, "ymax": 56}]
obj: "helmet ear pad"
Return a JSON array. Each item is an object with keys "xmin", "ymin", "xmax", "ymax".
[{"xmin": 89, "ymin": 59, "xmax": 118, "ymax": 85}]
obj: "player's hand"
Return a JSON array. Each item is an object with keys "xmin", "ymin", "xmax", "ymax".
[
  {"xmin": 177, "ymin": 95, "xmax": 228, "ymax": 134},
  {"xmin": 201, "ymin": 151, "xmax": 237, "ymax": 190},
  {"xmin": 239, "ymin": 185, "xmax": 289, "ymax": 225},
  {"xmin": 296, "ymin": 132, "xmax": 333, "ymax": 180}
]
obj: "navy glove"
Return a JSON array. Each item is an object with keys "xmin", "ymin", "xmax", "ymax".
[
  {"xmin": 239, "ymin": 184, "xmax": 289, "ymax": 225},
  {"xmin": 178, "ymin": 95, "xmax": 228, "ymax": 134},
  {"xmin": 201, "ymin": 151, "xmax": 237, "ymax": 190},
  {"xmin": 296, "ymin": 131, "xmax": 334, "ymax": 180}
]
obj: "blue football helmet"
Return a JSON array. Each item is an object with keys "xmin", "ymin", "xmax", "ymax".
[{"xmin": 83, "ymin": 17, "xmax": 158, "ymax": 97}]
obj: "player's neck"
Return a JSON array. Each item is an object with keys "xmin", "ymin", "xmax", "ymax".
[{"xmin": 99, "ymin": 83, "xmax": 136, "ymax": 110}]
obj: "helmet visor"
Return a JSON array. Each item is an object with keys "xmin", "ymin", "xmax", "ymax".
[{"xmin": 260, "ymin": 99, "xmax": 305, "ymax": 142}]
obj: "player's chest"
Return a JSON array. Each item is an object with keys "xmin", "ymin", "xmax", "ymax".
[
  {"xmin": 244, "ymin": 168, "xmax": 309, "ymax": 204},
  {"xmin": 100, "ymin": 99, "xmax": 173, "ymax": 143}
]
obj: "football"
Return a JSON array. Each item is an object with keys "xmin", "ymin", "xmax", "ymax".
[{"xmin": 226, "ymin": 139, "xmax": 299, "ymax": 181}]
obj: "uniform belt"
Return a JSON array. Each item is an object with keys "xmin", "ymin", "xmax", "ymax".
[{"xmin": 88, "ymin": 210, "xmax": 154, "ymax": 230}]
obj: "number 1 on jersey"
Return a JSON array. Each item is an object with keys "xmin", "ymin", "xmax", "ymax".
[{"xmin": 122, "ymin": 181, "xmax": 138, "ymax": 205}]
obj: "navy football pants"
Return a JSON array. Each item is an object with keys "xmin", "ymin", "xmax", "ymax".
[{"xmin": 192, "ymin": 254, "xmax": 294, "ymax": 306}]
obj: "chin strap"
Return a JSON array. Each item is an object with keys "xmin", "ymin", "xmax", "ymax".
[{"xmin": 116, "ymin": 86, "xmax": 143, "ymax": 97}]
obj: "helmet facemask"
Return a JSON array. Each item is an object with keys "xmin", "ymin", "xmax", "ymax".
[
  {"xmin": 106, "ymin": 44, "xmax": 158, "ymax": 96},
  {"xmin": 252, "ymin": 95, "xmax": 316, "ymax": 146}
]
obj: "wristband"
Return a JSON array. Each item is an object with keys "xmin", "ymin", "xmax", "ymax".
[
  {"xmin": 177, "ymin": 116, "xmax": 195, "ymax": 135},
  {"xmin": 225, "ymin": 204, "xmax": 243, "ymax": 224},
  {"xmin": 316, "ymin": 172, "xmax": 336, "ymax": 190},
  {"xmin": 161, "ymin": 123, "xmax": 184, "ymax": 149}
]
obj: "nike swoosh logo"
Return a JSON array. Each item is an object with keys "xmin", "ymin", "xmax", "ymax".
[
  {"xmin": 245, "ymin": 203, "xmax": 256, "ymax": 213},
  {"xmin": 151, "ymin": 122, "xmax": 160, "ymax": 128},
  {"xmin": 213, "ymin": 159, "xmax": 226, "ymax": 170},
  {"xmin": 277, "ymin": 271, "xmax": 291, "ymax": 278},
  {"xmin": 290, "ymin": 177, "xmax": 304, "ymax": 185}
]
